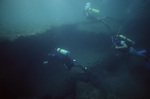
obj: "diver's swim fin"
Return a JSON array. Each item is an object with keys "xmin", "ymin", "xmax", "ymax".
[{"xmin": 137, "ymin": 49, "xmax": 147, "ymax": 54}]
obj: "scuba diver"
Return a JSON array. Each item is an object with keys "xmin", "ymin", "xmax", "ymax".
[
  {"xmin": 84, "ymin": 2, "xmax": 100, "ymax": 21},
  {"xmin": 112, "ymin": 34, "xmax": 147, "ymax": 57},
  {"xmin": 84, "ymin": 2, "xmax": 112, "ymax": 33},
  {"xmin": 112, "ymin": 34, "xmax": 150, "ymax": 69},
  {"xmin": 43, "ymin": 48, "xmax": 87, "ymax": 71},
  {"xmin": 84, "ymin": 2, "xmax": 108, "ymax": 21},
  {"xmin": 43, "ymin": 48, "xmax": 74, "ymax": 70}
]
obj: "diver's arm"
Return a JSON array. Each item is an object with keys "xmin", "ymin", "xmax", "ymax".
[{"xmin": 115, "ymin": 43, "xmax": 128, "ymax": 49}]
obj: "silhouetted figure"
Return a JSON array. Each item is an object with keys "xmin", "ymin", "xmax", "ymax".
[
  {"xmin": 44, "ymin": 48, "xmax": 87, "ymax": 71},
  {"xmin": 112, "ymin": 34, "xmax": 147, "ymax": 57},
  {"xmin": 84, "ymin": 2, "xmax": 112, "ymax": 32}
]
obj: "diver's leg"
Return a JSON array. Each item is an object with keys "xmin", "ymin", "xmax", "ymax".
[{"xmin": 129, "ymin": 47, "xmax": 146, "ymax": 57}]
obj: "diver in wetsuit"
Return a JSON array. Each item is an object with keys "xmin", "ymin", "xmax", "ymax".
[
  {"xmin": 112, "ymin": 34, "xmax": 147, "ymax": 57},
  {"xmin": 44, "ymin": 48, "xmax": 87, "ymax": 71},
  {"xmin": 84, "ymin": 2, "xmax": 112, "ymax": 32},
  {"xmin": 112, "ymin": 34, "xmax": 150, "ymax": 69},
  {"xmin": 84, "ymin": 2, "xmax": 108, "ymax": 21},
  {"xmin": 43, "ymin": 48, "xmax": 74, "ymax": 70}
]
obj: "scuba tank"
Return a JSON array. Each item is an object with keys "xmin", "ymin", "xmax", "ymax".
[
  {"xmin": 116, "ymin": 35, "xmax": 135, "ymax": 45},
  {"xmin": 88, "ymin": 8, "xmax": 100, "ymax": 13},
  {"xmin": 57, "ymin": 48, "xmax": 70, "ymax": 56}
]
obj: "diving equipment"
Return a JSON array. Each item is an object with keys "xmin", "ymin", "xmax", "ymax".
[
  {"xmin": 88, "ymin": 8, "xmax": 100, "ymax": 13},
  {"xmin": 137, "ymin": 49, "xmax": 147, "ymax": 54},
  {"xmin": 57, "ymin": 48, "xmax": 70, "ymax": 56},
  {"xmin": 116, "ymin": 35, "xmax": 135, "ymax": 44}
]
